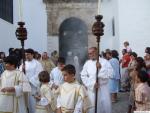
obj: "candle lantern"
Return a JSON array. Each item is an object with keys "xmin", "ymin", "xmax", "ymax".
[{"xmin": 15, "ymin": 21, "xmax": 27, "ymax": 73}]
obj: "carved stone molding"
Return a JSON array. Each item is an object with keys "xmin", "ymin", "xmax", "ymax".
[
  {"xmin": 43, "ymin": 0, "xmax": 97, "ymax": 3},
  {"xmin": 44, "ymin": 2, "xmax": 97, "ymax": 35}
]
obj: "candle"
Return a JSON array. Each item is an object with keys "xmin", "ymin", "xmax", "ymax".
[
  {"xmin": 97, "ymin": 0, "xmax": 101, "ymax": 15},
  {"xmin": 18, "ymin": 0, "xmax": 23, "ymax": 21}
]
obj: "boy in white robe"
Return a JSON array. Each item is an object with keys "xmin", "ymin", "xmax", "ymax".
[
  {"xmin": 56, "ymin": 64, "xmax": 90, "ymax": 113},
  {"xmin": 0, "ymin": 55, "xmax": 31, "ymax": 113},
  {"xmin": 35, "ymin": 71, "xmax": 56, "ymax": 113},
  {"xmin": 81, "ymin": 47, "xmax": 113, "ymax": 113},
  {"xmin": 19, "ymin": 49, "xmax": 43, "ymax": 113},
  {"xmin": 50, "ymin": 57, "xmax": 65, "ymax": 89}
]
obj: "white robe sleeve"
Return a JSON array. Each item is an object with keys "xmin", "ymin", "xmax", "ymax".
[
  {"xmin": 56, "ymin": 95, "xmax": 61, "ymax": 108},
  {"xmin": 80, "ymin": 63, "xmax": 95, "ymax": 91},
  {"xmin": 15, "ymin": 71, "xmax": 31, "ymax": 97},
  {"xmin": 73, "ymin": 96, "xmax": 83, "ymax": 113},
  {"xmin": 98, "ymin": 59, "xmax": 113, "ymax": 79},
  {"xmin": 14, "ymin": 86, "xmax": 23, "ymax": 97},
  {"xmin": 34, "ymin": 61, "xmax": 43, "ymax": 76},
  {"xmin": 30, "ymin": 61, "xmax": 43, "ymax": 87},
  {"xmin": 50, "ymin": 70, "xmax": 54, "ymax": 84}
]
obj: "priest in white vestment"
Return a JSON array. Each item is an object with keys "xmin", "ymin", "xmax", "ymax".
[
  {"xmin": 81, "ymin": 47, "xmax": 113, "ymax": 113},
  {"xmin": 19, "ymin": 49, "xmax": 43, "ymax": 113},
  {"xmin": 0, "ymin": 55, "xmax": 31, "ymax": 113}
]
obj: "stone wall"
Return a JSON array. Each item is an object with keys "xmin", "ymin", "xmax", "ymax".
[
  {"xmin": 43, "ymin": 0, "xmax": 97, "ymax": 3},
  {"xmin": 44, "ymin": 2, "xmax": 99, "ymax": 52}
]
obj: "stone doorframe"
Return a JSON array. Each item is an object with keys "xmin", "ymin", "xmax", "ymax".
[{"xmin": 43, "ymin": 1, "xmax": 99, "ymax": 48}]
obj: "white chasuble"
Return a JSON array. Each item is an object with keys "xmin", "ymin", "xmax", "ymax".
[{"xmin": 35, "ymin": 84, "xmax": 56, "ymax": 113}]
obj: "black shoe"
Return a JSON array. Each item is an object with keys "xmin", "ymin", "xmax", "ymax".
[{"xmin": 119, "ymin": 90, "xmax": 126, "ymax": 92}]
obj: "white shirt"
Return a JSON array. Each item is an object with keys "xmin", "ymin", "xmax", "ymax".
[
  {"xmin": 20, "ymin": 59, "xmax": 43, "ymax": 87},
  {"xmin": 50, "ymin": 67, "xmax": 64, "ymax": 85}
]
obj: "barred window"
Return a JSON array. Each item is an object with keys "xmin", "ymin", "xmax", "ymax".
[{"xmin": 0, "ymin": 0, "xmax": 13, "ymax": 24}]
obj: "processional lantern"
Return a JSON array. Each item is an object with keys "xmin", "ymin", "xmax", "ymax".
[
  {"xmin": 92, "ymin": 15, "xmax": 105, "ymax": 113},
  {"xmin": 15, "ymin": 22, "xmax": 27, "ymax": 73},
  {"xmin": 15, "ymin": 21, "xmax": 27, "ymax": 47},
  {"xmin": 92, "ymin": 15, "xmax": 104, "ymax": 57}
]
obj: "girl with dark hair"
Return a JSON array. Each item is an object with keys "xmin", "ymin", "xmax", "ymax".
[
  {"xmin": 135, "ymin": 70, "xmax": 150, "ymax": 111},
  {"xmin": 144, "ymin": 49, "xmax": 150, "ymax": 77},
  {"xmin": 136, "ymin": 57, "xmax": 146, "ymax": 71}
]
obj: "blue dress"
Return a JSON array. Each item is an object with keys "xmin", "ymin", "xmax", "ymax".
[{"xmin": 109, "ymin": 58, "xmax": 120, "ymax": 93}]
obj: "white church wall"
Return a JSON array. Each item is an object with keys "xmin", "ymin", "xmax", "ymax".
[
  {"xmin": 100, "ymin": 0, "xmax": 120, "ymax": 53},
  {"xmin": 0, "ymin": 0, "xmax": 20, "ymax": 55},
  {"xmin": 0, "ymin": 0, "xmax": 47, "ymax": 54},
  {"xmin": 118, "ymin": 0, "xmax": 150, "ymax": 57}
]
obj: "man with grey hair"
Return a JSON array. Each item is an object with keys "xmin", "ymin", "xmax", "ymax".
[{"xmin": 81, "ymin": 47, "xmax": 113, "ymax": 113}]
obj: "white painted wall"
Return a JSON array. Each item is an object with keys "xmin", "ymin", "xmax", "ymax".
[
  {"xmin": 100, "ymin": 0, "xmax": 120, "ymax": 52},
  {"xmin": 0, "ymin": 0, "xmax": 47, "ymax": 55},
  {"xmin": 118, "ymin": 0, "xmax": 150, "ymax": 57},
  {"xmin": 1, "ymin": 0, "xmax": 150, "ymax": 57}
]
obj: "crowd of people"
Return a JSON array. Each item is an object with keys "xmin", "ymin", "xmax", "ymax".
[{"xmin": 0, "ymin": 41, "xmax": 150, "ymax": 113}]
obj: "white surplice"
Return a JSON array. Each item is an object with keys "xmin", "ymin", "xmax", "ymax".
[
  {"xmin": 35, "ymin": 84, "xmax": 56, "ymax": 113},
  {"xmin": 0, "ymin": 69, "xmax": 31, "ymax": 113},
  {"xmin": 81, "ymin": 58, "xmax": 113, "ymax": 113},
  {"xmin": 57, "ymin": 81, "xmax": 90, "ymax": 113},
  {"xmin": 20, "ymin": 59, "xmax": 43, "ymax": 113},
  {"xmin": 50, "ymin": 67, "xmax": 64, "ymax": 86}
]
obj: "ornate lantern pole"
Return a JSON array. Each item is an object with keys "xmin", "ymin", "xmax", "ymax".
[
  {"xmin": 92, "ymin": 15, "xmax": 104, "ymax": 113},
  {"xmin": 15, "ymin": 21, "xmax": 27, "ymax": 73}
]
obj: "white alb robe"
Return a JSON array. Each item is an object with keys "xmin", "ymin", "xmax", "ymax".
[
  {"xmin": 35, "ymin": 84, "xmax": 56, "ymax": 113},
  {"xmin": 81, "ymin": 58, "xmax": 113, "ymax": 113},
  {"xmin": 57, "ymin": 81, "xmax": 90, "ymax": 113},
  {"xmin": 20, "ymin": 59, "xmax": 43, "ymax": 87},
  {"xmin": 0, "ymin": 69, "xmax": 31, "ymax": 113},
  {"xmin": 20, "ymin": 59, "xmax": 43, "ymax": 113},
  {"xmin": 50, "ymin": 67, "xmax": 64, "ymax": 86}
]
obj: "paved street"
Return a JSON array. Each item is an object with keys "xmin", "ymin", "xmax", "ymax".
[{"xmin": 112, "ymin": 92, "xmax": 129, "ymax": 113}]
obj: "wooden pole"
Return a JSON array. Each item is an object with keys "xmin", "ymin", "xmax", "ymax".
[
  {"xmin": 15, "ymin": 21, "xmax": 28, "ymax": 113},
  {"xmin": 92, "ymin": 15, "xmax": 104, "ymax": 113},
  {"xmin": 95, "ymin": 36, "xmax": 100, "ymax": 113},
  {"xmin": 21, "ymin": 40, "xmax": 26, "ymax": 74}
]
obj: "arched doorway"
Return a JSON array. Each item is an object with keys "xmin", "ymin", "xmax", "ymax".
[{"xmin": 59, "ymin": 17, "xmax": 88, "ymax": 76}]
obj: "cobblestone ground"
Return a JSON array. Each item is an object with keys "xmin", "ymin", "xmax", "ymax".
[{"xmin": 112, "ymin": 92, "xmax": 129, "ymax": 113}]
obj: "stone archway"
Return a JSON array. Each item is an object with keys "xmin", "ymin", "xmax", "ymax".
[{"xmin": 59, "ymin": 17, "xmax": 88, "ymax": 70}]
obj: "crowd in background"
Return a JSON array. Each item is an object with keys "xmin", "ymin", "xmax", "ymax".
[{"xmin": 0, "ymin": 41, "xmax": 150, "ymax": 113}]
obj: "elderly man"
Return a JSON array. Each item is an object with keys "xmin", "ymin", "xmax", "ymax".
[
  {"xmin": 81, "ymin": 47, "xmax": 113, "ymax": 113},
  {"xmin": 40, "ymin": 52, "xmax": 55, "ymax": 74}
]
